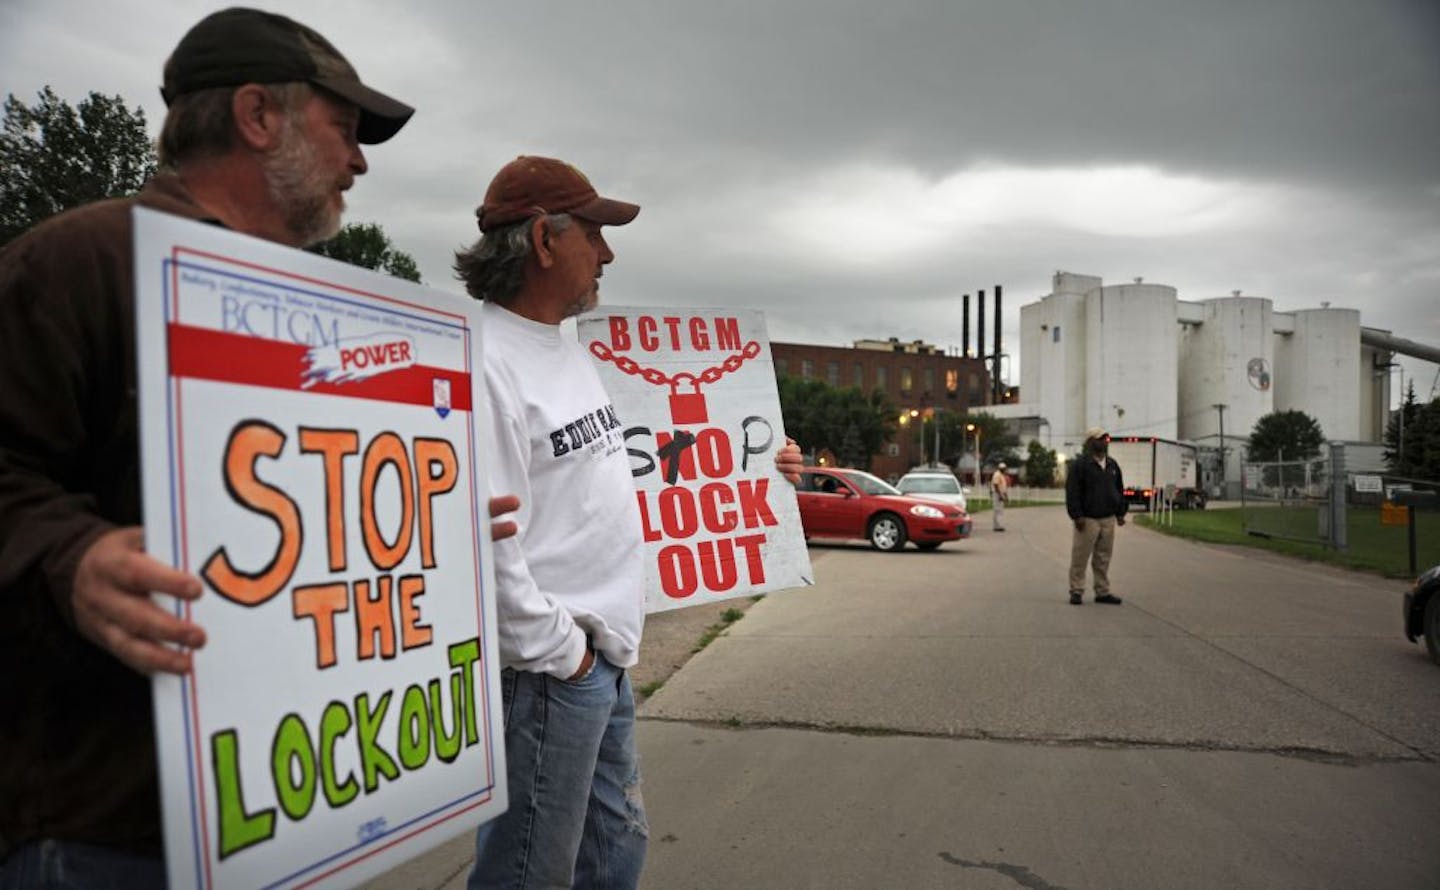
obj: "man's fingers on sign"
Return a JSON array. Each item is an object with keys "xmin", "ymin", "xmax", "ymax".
[
  {"xmin": 73, "ymin": 527, "xmax": 205, "ymax": 676},
  {"xmin": 775, "ymin": 437, "xmax": 804, "ymax": 484},
  {"xmin": 488, "ymin": 494, "xmax": 521, "ymax": 542}
]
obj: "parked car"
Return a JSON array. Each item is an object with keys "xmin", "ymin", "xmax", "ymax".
[
  {"xmin": 1404, "ymin": 563, "xmax": 1440, "ymax": 666},
  {"xmin": 895, "ymin": 466, "xmax": 969, "ymax": 512},
  {"xmin": 794, "ymin": 467, "xmax": 972, "ymax": 552}
]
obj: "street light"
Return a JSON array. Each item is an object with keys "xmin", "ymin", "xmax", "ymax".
[
  {"xmin": 965, "ymin": 422, "xmax": 981, "ymax": 486},
  {"xmin": 909, "ymin": 409, "xmax": 922, "ymax": 465}
]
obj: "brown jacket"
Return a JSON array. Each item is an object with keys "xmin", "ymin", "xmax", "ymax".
[{"xmin": 0, "ymin": 174, "xmax": 216, "ymax": 856}]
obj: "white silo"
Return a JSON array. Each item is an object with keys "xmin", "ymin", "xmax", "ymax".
[
  {"xmin": 1021, "ymin": 301, "xmax": 1042, "ymax": 400},
  {"xmin": 1085, "ymin": 282, "xmax": 1178, "ymax": 439},
  {"xmin": 1272, "ymin": 307, "xmax": 1361, "ymax": 442},
  {"xmin": 1022, "ymin": 291, "xmax": 1088, "ymax": 448},
  {"xmin": 1022, "ymin": 273, "xmax": 1099, "ymax": 451},
  {"xmin": 1357, "ymin": 338, "xmax": 1391, "ymax": 442},
  {"xmin": 1046, "ymin": 272, "xmax": 1099, "ymax": 448},
  {"xmin": 1177, "ymin": 296, "xmax": 1274, "ymax": 445}
]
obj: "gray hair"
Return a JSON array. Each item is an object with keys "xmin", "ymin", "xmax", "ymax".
[
  {"xmin": 158, "ymin": 82, "xmax": 312, "ymax": 167},
  {"xmin": 453, "ymin": 213, "xmax": 571, "ymax": 305}
]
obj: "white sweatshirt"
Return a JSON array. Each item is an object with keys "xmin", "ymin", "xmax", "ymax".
[{"xmin": 480, "ymin": 302, "xmax": 645, "ymax": 677}]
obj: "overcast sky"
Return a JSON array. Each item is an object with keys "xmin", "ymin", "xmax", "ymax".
[{"xmin": 4, "ymin": 0, "xmax": 1438, "ymax": 405}]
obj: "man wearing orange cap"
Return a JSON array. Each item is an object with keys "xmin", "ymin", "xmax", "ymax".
[
  {"xmin": 455, "ymin": 156, "xmax": 802, "ymax": 888},
  {"xmin": 0, "ymin": 9, "xmax": 421, "ymax": 885}
]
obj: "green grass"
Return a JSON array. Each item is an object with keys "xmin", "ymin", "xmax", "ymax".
[
  {"xmin": 691, "ymin": 605, "xmax": 750, "ymax": 654},
  {"xmin": 1139, "ymin": 506, "xmax": 1440, "ymax": 578},
  {"xmin": 967, "ymin": 496, "xmax": 1051, "ymax": 513}
]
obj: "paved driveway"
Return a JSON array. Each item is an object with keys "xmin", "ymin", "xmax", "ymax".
[{"xmin": 638, "ymin": 505, "xmax": 1440, "ymax": 889}]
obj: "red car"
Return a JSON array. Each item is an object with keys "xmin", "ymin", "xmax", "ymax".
[{"xmin": 795, "ymin": 467, "xmax": 972, "ymax": 552}]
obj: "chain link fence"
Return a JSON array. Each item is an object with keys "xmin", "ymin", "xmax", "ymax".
[{"xmin": 1241, "ymin": 443, "xmax": 1440, "ymax": 574}]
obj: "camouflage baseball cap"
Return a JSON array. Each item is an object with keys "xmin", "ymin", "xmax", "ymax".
[{"xmin": 161, "ymin": 7, "xmax": 413, "ymax": 144}]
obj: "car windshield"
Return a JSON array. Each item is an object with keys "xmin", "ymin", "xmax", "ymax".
[
  {"xmin": 899, "ymin": 476, "xmax": 959, "ymax": 494},
  {"xmin": 842, "ymin": 471, "xmax": 900, "ymax": 496}
]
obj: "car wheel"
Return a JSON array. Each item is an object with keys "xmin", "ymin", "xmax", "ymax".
[
  {"xmin": 868, "ymin": 513, "xmax": 907, "ymax": 552},
  {"xmin": 916, "ymin": 542, "xmax": 942, "ymax": 551},
  {"xmin": 1425, "ymin": 594, "xmax": 1440, "ymax": 666}
]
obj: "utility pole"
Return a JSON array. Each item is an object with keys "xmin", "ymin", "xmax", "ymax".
[
  {"xmin": 933, "ymin": 409, "xmax": 940, "ymax": 468},
  {"xmin": 1213, "ymin": 403, "xmax": 1228, "ymax": 492}
]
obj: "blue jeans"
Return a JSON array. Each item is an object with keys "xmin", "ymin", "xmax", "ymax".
[
  {"xmin": 0, "ymin": 840, "xmax": 166, "ymax": 889},
  {"xmin": 468, "ymin": 655, "xmax": 647, "ymax": 889}
]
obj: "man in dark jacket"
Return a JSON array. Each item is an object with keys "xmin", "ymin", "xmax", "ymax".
[
  {"xmin": 1065, "ymin": 426, "xmax": 1127, "ymax": 605},
  {"xmin": 0, "ymin": 9, "xmax": 414, "ymax": 885}
]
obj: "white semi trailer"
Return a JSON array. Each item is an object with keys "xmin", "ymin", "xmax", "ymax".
[{"xmin": 1107, "ymin": 436, "xmax": 1207, "ymax": 510}]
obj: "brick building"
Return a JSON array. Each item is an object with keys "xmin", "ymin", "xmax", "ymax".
[{"xmin": 772, "ymin": 337, "xmax": 992, "ymax": 480}]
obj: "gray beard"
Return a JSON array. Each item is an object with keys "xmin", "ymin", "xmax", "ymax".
[{"xmin": 262, "ymin": 117, "xmax": 342, "ymax": 246}]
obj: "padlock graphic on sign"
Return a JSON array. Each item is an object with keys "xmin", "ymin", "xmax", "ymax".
[{"xmin": 668, "ymin": 375, "xmax": 709, "ymax": 425}]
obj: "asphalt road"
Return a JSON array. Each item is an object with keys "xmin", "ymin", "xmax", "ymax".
[
  {"xmin": 638, "ymin": 504, "xmax": 1440, "ymax": 890},
  {"xmin": 372, "ymin": 504, "xmax": 1440, "ymax": 889}
]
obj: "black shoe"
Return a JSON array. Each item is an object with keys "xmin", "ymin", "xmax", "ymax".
[
  {"xmin": 994, "ymin": 527, "xmax": 1006, "ymax": 532},
  {"xmin": 1095, "ymin": 593, "xmax": 1123, "ymax": 605},
  {"xmin": 1069, "ymin": 591, "xmax": 1083, "ymax": 605}
]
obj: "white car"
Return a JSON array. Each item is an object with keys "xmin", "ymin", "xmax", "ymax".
[{"xmin": 895, "ymin": 467, "xmax": 968, "ymax": 512}]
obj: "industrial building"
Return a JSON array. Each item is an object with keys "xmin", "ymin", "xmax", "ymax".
[
  {"xmin": 771, "ymin": 338, "xmax": 992, "ymax": 480},
  {"xmin": 996, "ymin": 271, "xmax": 1440, "ymax": 491}
]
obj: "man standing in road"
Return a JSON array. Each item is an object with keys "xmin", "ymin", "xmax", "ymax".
[
  {"xmin": 0, "ymin": 9, "xmax": 417, "ymax": 886},
  {"xmin": 455, "ymin": 156, "xmax": 803, "ymax": 888},
  {"xmin": 1065, "ymin": 427, "xmax": 1127, "ymax": 605},
  {"xmin": 991, "ymin": 460, "xmax": 1010, "ymax": 531}
]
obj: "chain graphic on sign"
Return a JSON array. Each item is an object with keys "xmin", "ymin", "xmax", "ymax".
[{"xmin": 589, "ymin": 340, "xmax": 762, "ymax": 425}]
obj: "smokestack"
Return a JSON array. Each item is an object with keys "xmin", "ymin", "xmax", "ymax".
[
  {"xmin": 962, "ymin": 294, "xmax": 970, "ymax": 358},
  {"xmin": 977, "ymin": 289, "xmax": 986, "ymax": 363},
  {"xmin": 993, "ymin": 284, "xmax": 1003, "ymax": 402}
]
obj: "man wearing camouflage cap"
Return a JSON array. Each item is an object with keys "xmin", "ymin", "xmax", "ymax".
[
  {"xmin": 1064, "ymin": 427, "xmax": 1128, "ymax": 605},
  {"xmin": 0, "ymin": 9, "xmax": 412, "ymax": 884}
]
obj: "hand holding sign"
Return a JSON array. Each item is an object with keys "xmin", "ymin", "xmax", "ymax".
[
  {"xmin": 776, "ymin": 437, "xmax": 803, "ymax": 484},
  {"xmin": 73, "ymin": 527, "xmax": 205, "ymax": 675},
  {"xmin": 488, "ymin": 494, "xmax": 521, "ymax": 542}
]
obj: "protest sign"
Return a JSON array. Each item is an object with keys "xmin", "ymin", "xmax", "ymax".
[
  {"xmin": 578, "ymin": 308, "xmax": 812, "ymax": 612},
  {"xmin": 134, "ymin": 209, "xmax": 506, "ymax": 889}
]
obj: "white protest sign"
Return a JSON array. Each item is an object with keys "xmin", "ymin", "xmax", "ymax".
[
  {"xmin": 577, "ymin": 307, "xmax": 813, "ymax": 612},
  {"xmin": 134, "ymin": 209, "xmax": 506, "ymax": 889}
]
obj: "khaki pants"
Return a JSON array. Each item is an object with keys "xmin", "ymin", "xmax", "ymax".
[
  {"xmin": 1069, "ymin": 516, "xmax": 1116, "ymax": 594},
  {"xmin": 992, "ymin": 491, "xmax": 1005, "ymax": 529}
]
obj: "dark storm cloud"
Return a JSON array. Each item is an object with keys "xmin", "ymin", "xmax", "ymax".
[
  {"xmin": 439, "ymin": 0, "xmax": 1440, "ymax": 189},
  {"xmin": 3, "ymin": 0, "xmax": 1437, "ymax": 390}
]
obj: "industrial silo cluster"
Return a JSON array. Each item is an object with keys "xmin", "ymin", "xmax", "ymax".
[{"xmin": 1011, "ymin": 271, "xmax": 1400, "ymax": 489}]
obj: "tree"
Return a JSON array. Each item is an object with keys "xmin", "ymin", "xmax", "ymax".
[
  {"xmin": 1408, "ymin": 399, "xmax": 1440, "ymax": 482},
  {"xmin": 1023, "ymin": 440, "xmax": 1058, "ymax": 486},
  {"xmin": 922, "ymin": 409, "xmax": 972, "ymax": 467},
  {"xmin": 961, "ymin": 411, "xmax": 1021, "ymax": 468},
  {"xmin": 1, "ymin": 86, "xmax": 157, "ymax": 244},
  {"xmin": 1247, "ymin": 409, "xmax": 1325, "ymax": 462},
  {"xmin": 776, "ymin": 376, "xmax": 897, "ymax": 470},
  {"xmin": 307, "ymin": 221, "xmax": 423, "ymax": 282},
  {"xmin": 1383, "ymin": 381, "xmax": 1423, "ymax": 476},
  {"xmin": 1386, "ymin": 392, "xmax": 1440, "ymax": 481}
]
